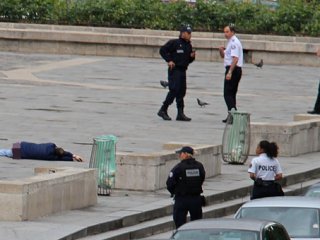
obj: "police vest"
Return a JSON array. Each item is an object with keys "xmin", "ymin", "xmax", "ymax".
[{"xmin": 174, "ymin": 160, "xmax": 202, "ymax": 196}]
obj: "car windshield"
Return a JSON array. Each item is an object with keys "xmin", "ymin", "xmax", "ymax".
[
  {"xmin": 171, "ymin": 229, "xmax": 259, "ymax": 240},
  {"xmin": 305, "ymin": 188, "xmax": 320, "ymax": 197},
  {"xmin": 237, "ymin": 207, "xmax": 320, "ymax": 238}
]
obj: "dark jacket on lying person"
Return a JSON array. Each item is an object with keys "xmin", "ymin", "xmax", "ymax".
[
  {"xmin": 18, "ymin": 142, "xmax": 72, "ymax": 160},
  {"xmin": 0, "ymin": 141, "xmax": 83, "ymax": 161},
  {"xmin": 17, "ymin": 142, "xmax": 73, "ymax": 161}
]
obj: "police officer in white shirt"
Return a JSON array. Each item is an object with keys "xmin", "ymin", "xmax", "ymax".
[
  {"xmin": 219, "ymin": 25, "xmax": 243, "ymax": 123},
  {"xmin": 248, "ymin": 140, "xmax": 284, "ymax": 200}
]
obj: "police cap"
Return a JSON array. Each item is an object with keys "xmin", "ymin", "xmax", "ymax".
[
  {"xmin": 175, "ymin": 146, "xmax": 194, "ymax": 155},
  {"xmin": 180, "ymin": 25, "xmax": 192, "ymax": 33}
]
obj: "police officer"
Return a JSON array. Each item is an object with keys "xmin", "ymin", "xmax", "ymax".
[
  {"xmin": 166, "ymin": 146, "xmax": 206, "ymax": 229},
  {"xmin": 158, "ymin": 25, "xmax": 196, "ymax": 121},
  {"xmin": 219, "ymin": 25, "xmax": 243, "ymax": 123},
  {"xmin": 307, "ymin": 49, "xmax": 320, "ymax": 114},
  {"xmin": 248, "ymin": 140, "xmax": 283, "ymax": 200}
]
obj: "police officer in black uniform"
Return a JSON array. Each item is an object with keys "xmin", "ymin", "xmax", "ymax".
[
  {"xmin": 166, "ymin": 146, "xmax": 206, "ymax": 229},
  {"xmin": 158, "ymin": 25, "xmax": 196, "ymax": 121},
  {"xmin": 307, "ymin": 49, "xmax": 320, "ymax": 114}
]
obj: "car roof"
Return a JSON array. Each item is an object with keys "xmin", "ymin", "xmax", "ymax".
[
  {"xmin": 239, "ymin": 196, "xmax": 320, "ymax": 208},
  {"xmin": 176, "ymin": 218, "xmax": 281, "ymax": 231}
]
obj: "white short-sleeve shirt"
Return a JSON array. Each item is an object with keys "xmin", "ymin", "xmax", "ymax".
[
  {"xmin": 248, "ymin": 153, "xmax": 282, "ymax": 180},
  {"xmin": 224, "ymin": 35, "xmax": 243, "ymax": 67}
]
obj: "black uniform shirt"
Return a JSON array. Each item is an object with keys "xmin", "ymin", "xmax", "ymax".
[
  {"xmin": 159, "ymin": 37, "xmax": 195, "ymax": 70},
  {"xmin": 166, "ymin": 157, "xmax": 205, "ymax": 196}
]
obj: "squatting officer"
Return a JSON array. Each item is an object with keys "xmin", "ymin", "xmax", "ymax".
[
  {"xmin": 166, "ymin": 146, "xmax": 206, "ymax": 229},
  {"xmin": 158, "ymin": 25, "xmax": 196, "ymax": 121}
]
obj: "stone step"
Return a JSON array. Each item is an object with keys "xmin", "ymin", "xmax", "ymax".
[
  {"xmin": 75, "ymin": 177, "xmax": 319, "ymax": 240},
  {"xmin": 76, "ymin": 197, "xmax": 249, "ymax": 240},
  {"xmin": 62, "ymin": 166, "xmax": 320, "ymax": 240}
]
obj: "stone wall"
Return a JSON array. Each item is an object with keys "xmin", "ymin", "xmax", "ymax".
[
  {"xmin": 115, "ymin": 143, "xmax": 221, "ymax": 191},
  {"xmin": 0, "ymin": 167, "xmax": 97, "ymax": 221},
  {"xmin": 0, "ymin": 22, "xmax": 319, "ymax": 66},
  {"xmin": 250, "ymin": 119, "xmax": 320, "ymax": 156}
]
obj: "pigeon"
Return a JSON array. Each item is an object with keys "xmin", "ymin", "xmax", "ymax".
[
  {"xmin": 254, "ymin": 59, "xmax": 263, "ymax": 68},
  {"xmin": 197, "ymin": 98, "xmax": 209, "ymax": 107},
  {"xmin": 160, "ymin": 80, "xmax": 169, "ymax": 88}
]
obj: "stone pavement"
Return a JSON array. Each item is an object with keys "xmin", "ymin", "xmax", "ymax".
[{"xmin": 0, "ymin": 51, "xmax": 319, "ymax": 239}]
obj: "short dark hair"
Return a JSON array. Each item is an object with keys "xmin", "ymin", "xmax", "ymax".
[
  {"xmin": 55, "ymin": 147, "xmax": 65, "ymax": 156},
  {"xmin": 227, "ymin": 23, "xmax": 236, "ymax": 33},
  {"xmin": 258, "ymin": 140, "xmax": 279, "ymax": 158}
]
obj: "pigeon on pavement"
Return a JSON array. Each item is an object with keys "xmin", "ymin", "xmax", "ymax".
[
  {"xmin": 254, "ymin": 59, "xmax": 263, "ymax": 68},
  {"xmin": 197, "ymin": 98, "xmax": 209, "ymax": 107}
]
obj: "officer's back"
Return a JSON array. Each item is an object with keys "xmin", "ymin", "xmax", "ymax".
[{"xmin": 166, "ymin": 146, "xmax": 206, "ymax": 228}]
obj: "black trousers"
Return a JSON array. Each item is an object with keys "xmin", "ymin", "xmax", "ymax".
[
  {"xmin": 173, "ymin": 195, "xmax": 202, "ymax": 229},
  {"xmin": 251, "ymin": 182, "xmax": 284, "ymax": 200},
  {"xmin": 313, "ymin": 80, "xmax": 320, "ymax": 112},
  {"xmin": 163, "ymin": 68, "xmax": 186, "ymax": 109},
  {"xmin": 224, "ymin": 66, "xmax": 242, "ymax": 111}
]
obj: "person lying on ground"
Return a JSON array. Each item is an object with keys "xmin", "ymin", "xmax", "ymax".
[{"xmin": 0, "ymin": 141, "xmax": 83, "ymax": 162}]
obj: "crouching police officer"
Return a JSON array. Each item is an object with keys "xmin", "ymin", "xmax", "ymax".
[{"xmin": 166, "ymin": 146, "xmax": 206, "ymax": 229}]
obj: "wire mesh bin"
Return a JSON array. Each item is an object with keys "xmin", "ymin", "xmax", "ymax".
[
  {"xmin": 89, "ymin": 135, "xmax": 117, "ymax": 196},
  {"xmin": 222, "ymin": 109, "xmax": 250, "ymax": 164}
]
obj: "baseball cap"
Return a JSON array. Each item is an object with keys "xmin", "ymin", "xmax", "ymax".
[
  {"xmin": 175, "ymin": 146, "xmax": 194, "ymax": 155},
  {"xmin": 180, "ymin": 25, "xmax": 192, "ymax": 33}
]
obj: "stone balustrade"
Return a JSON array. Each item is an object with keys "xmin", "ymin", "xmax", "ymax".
[{"xmin": 0, "ymin": 167, "xmax": 97, "ymax": 221}]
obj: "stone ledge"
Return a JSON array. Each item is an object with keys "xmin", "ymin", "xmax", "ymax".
[
  {"xmin": 0, "ymin": 22, "xmax": 319, "ymax": 44},
  {"xmin": 0, "ymin": 167, "xmax": 97, "ymax": 221},
  {"xmin": 250, "ymin": 119, "xmax": 320, "ymax": 157},
  {"xmin": 0, "ymin": 28, "xmax": 317, "ymax": 53},
  {"xmin": 115, "ymin": 143, "xmax": 221, "ymax": 191},
  {"xmin": 0, "ymin": 22, "xmax": 319, "ymax": 66},
  {"xmin": 294, "ymin": 113, "xmax": 320, "ymax": 121}
]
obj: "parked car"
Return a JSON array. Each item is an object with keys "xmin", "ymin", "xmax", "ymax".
[
  {"xmin": 170, "ymin": 218, "xmax": 290, "ymax": 240},
  {"xmin": 234, "ymin": 196, "xmax": 320, "ymax": 239},
  {"xmin": 304, "ymin": 182, "xmax": 320, "ymax": 197}
]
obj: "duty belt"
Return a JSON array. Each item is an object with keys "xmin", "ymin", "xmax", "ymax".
[{"xmin": 255, "ymin": 179, "xmax": 275, "ymax": 187}]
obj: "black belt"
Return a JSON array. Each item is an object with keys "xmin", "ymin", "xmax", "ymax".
[
  {"xmin": 173, "ymin": 66, "xmax": 187, "ymax": 71},
  {"xmin": 226, "ymin": 65, "xmax": 242, "ymax": 69},
  {"xmin": 175, "ymin": 193, "xmax": 200, "ymax": 197},
  {"xmin": 255, "ymin": 179, "xmax": 275, "ymax": 187}
]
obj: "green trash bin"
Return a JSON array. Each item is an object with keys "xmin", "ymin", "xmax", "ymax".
[
  {"xmin": 222, "ymin": 109, "xmax": 250, "ymax": 164},
  {"xmin": 89, "ymin": 135, "xmax": 117, "ymax": 196}
]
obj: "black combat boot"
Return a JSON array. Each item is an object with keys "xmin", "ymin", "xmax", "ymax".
[
  {"xmin": 157, "ymin": 105, "xmax": 171, "ymax": 120},
  {"xmin": 176, "ymin": 108, "xmax": 191, "ymax": 121}
]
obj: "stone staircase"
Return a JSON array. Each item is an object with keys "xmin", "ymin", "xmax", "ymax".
[{"xmin": 60, "ymin": 166, "xmax": 320, "ymax": 240}]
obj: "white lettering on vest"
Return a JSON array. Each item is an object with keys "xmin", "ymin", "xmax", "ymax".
[{"xmin": 186, "ymin": 169, "xmax": 200, "ymax": 177}]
